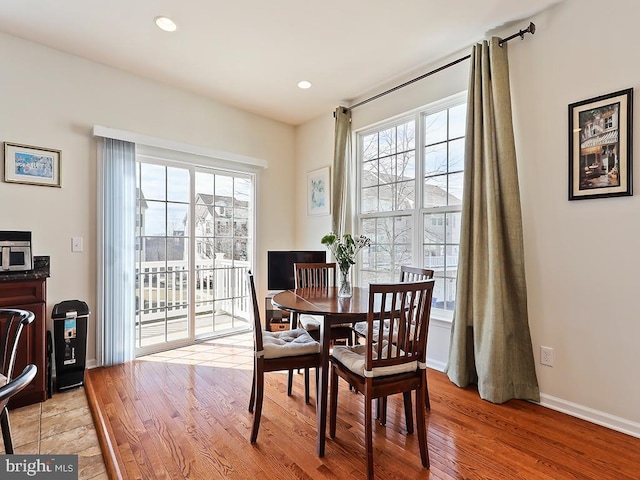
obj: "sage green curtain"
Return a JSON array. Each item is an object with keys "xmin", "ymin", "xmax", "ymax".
[
  {"xmin": 331, "ymin": 106, "xmax": 352, "ymax": 234},
  {"xmin": 445, "ymin": 38, "xmax": 540, "ymax": 403}
]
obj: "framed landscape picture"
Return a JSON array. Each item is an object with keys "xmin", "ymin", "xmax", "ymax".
[
  {"xmin": 568, "ymin": 88, "xmax": 633, "ymax": 200},
  {"xmin": 4, "ymin": 142, "xmax": 62, "ymax": 187},
  {"xmin": 307, "ymin": 166, "xmax": 330, "ymax": 216}
]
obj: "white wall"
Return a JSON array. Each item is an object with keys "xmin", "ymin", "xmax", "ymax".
[
  {"xmin": 295, "ymin": 0, "xmax": 640, "ymax": 435},
  {"xmin": 0, "ymin": 32, "xmax": 297, "ymax": 365}
]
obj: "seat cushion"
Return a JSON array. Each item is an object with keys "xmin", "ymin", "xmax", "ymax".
[
  {"xmin": 0, "ymin": 373, "xmax": 6, "ymax": 387},
  {"xmin": 301, "ymin": 315, "xmax": 352, "ymax": 332},
  {"xmin": 332, "ymin": 343, "xmax": 418, "ymax": 378},
  {"xmin": 353, "ymin": 320, "xmax": 416, "ymax": 343},
  {"xmin": 299, "ymin": 314, "xmax": 322, "ymax": 331},
  {"xmin": 262, "ymin": 328, "xmax": 320, "ymax": 359}
]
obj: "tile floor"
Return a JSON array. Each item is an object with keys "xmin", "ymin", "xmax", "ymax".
[
  {"xmin": 1, "ymin": 386, "xmax": 107, "ymax": 480},
  {"xmin": 0, "ymin": 332, "xmax": 255, "ymax": 480}
]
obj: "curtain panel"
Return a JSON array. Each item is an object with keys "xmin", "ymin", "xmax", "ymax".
[
  {"xmin": 331, "ymin": 106, "xmax": 353, "ymax": 235},
  {"xmin": 97, "ymin": 138, "xmax": 137, "ymax": 366},
  {"xmin": 446, "ymin": 38, "xmax": 539, "ymax": 403}
]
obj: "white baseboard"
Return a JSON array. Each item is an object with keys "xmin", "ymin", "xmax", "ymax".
[
  {"xmin": 426, "ymin": 358, "xmax": 447, "ymax": 372},
  {"xmin": 86, "ymin": 359, "xmax": 97, "ymax": 369},
  {"xmin": 538, "ymin": 393, "xmax": 640, "ymax": 439}
]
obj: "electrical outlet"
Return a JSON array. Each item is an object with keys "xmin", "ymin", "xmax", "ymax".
[{"xmin": 540, "ymin": 346, "xmax": 554, "ymax": 367}]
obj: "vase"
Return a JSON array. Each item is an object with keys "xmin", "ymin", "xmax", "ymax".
[{"xmin": 338, "ymin": 266, "xmax": 352, "ymax": 298}]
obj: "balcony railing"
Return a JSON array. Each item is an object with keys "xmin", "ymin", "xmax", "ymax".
[{"xmin": 136, "ymin": 258, "xmax": 251, "ymax": 333}]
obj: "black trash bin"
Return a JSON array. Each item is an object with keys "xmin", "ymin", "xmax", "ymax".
[{"xmin": 52, "ymin": 300, "xmax": 90, "ymax": 392}]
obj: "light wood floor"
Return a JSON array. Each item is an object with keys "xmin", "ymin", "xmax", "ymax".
[{"xmin": 85, "ymin": 333, "xmax": 640, "ymax": 480}]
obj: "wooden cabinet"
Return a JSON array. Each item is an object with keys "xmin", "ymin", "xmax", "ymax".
[{"xmin": 0, "ymin": 278, "xmax": 47, "ymax": 408}]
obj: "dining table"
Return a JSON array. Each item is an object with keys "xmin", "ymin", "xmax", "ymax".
[{"xmin": 272, "ymin": 286, "xmax": 371, "ymax": 457}]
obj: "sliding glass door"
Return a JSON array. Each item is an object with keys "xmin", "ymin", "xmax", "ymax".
[{"xmin": 135, "ymin": 158, "xmax": 254, "ymax": 354}]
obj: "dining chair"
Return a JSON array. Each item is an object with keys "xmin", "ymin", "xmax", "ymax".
[
  {"xmin": 289, "ymin": 262, "xmax": 355, "ymax": 394},
  {"xmin": 329, "ymin": 279, "xmax": 435, "ymax": 480},
  {"xmin": 352, "ymin": 265, "xmax": 435, "ymax": 419},
  {"xmin": 246, "ymin": 271, "xmax": 321, "ymax": 443},
  {"xmin": 0, "ymin": 365, "xmax": 37, "ymax": 454},
  {"xmin": 0, "ymin": 308, "xmax": 36, "ymax": 453}
]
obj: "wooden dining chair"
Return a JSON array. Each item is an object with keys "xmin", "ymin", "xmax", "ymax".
[
  {"xmin": 289, "ymin": 262, "xmax": 355, "ymax": 394},
  {"xmin": 294, "ymin": 262, "xmax": 353, "ymax": 343},
  {"xmin": 353, "ymin": 265, "xmax": 435, "ymax": 417},
  {"xmin": 246, "ymin": 271, "xmax": 321, "ymax": 443},
  {"xmin": 329, "ymin": 279, "xmax": 435, "ymax": 480},
  {"xmin": 0, "ymin": 308, "xmax": 36, "ymax": 453}
]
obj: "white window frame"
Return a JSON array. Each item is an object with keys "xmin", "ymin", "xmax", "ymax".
[{"xmin": 355, "ymin": 91, "xmax": 467, "ymax": 322}]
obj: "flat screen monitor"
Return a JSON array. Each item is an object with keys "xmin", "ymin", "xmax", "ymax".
[{"xmin": 267, "ymin": 250, "xmax": 326, "ymax": 291}]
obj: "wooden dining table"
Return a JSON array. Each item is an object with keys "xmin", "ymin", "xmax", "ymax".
[{"xmin": 272, "ymin": 286, "xmax": 370, "ymax": 457}]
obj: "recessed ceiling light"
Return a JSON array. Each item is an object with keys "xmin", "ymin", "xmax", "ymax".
[
  {"xmin": 155, "ymin": 16, "xmax": 177, "ymax": 32},
  {"xmin": 297, "ymin": 80, "xmax": 312, "ymax": 89}
]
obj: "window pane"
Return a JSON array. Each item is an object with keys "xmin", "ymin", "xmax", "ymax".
[
  {"xmin": 394, "ymin": 216, "xmax": 413, "ymax": 244},
  {"xmin": 140, "ymin": 163, "xmax": 166, "ymax": 201},
  {"xmin": 379, "ymin": 184, "xmax": 393, "ymax": 212},
  {"xmin": 398, "ymin": 151, "xmax": 415, "ymax": 180},
  {"xmin": 423, "ymin": 175, "xmax": 448, "ymax": 208},
  {"xmin": 396, "ymin": 180, "xmax": 414, "ymax": 210},
  {"xmin": 449, "ymin": 103, "xmax": 466, "ymax": 139},
  {"xmin": 195, "ymin": 172, "xmax": 214, "ymax": 197},
  {"xmin": 425, "ymin": 143, "xmax": 447, "ymax": 175},
  {"xmin": 446, "ymin": 212, "xmax": 462, "ymax": 244},
  {"xmin": 379, "ymin": 127, "xmax": 396, "ymax": 156},
  {"xmin": 215, "ymin": 175, "xmax": 233, "ymax": 197},
  {"xmin": 234, "ymin": 177, "xmax": 251, "ymax": 205},
  {"xmin": 379, "ymin": 155, "xmax": 394, "ymax": 182},
  {"xmin": 145, "ymin": 201, "xmax": 166, "ymax": 236},
  {"xmin": 424, "ymin": 213, "xmax": 445, "ymax": 243},
  {"xmin": 449, "ymin": 138, "xmax": 465, "ymax": 172},
  {"xmin": 397, "ymin": 121, "xmax": 415, "ymax": 151},
  {"xmin": 425, "ymin": 111, "xmax": 447, "ymax": 145},
  {"xmin": 167, "ymin": 167, "xmax": 189, "ymax": 203},
  {"xmin": 362, "ymin": 160, "xmax": 378, "ymax": 188},
  {"xmin": 448, "ymin": 172, "xmax": 464, "ymax": 206},
  {"xmin": 167, "ymin": 203, "xmax": 188, "ymax": 236},
  {"xmin": 362, "ymin": 133, "xmax": 378, "ymax": 161},
  {"xmin": 361, "ymin": 186, "xmax": 378, "ymax": 213}
]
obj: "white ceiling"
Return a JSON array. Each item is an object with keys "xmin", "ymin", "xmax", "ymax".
[{"xmin": 0, "ymin": 1, "xmax": 561, "ymax": 125}]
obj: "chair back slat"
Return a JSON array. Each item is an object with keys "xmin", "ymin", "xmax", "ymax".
[
  {"xmin": 365, "ymin": 280, "xmax": 434, "ymax": 373},
  {"xmin": 246, "ymin": 271, "xmax": 264, "ymax": 353},
  {"xmin": 294, "ymin": 263, "xmax": 336, "ymax": 288},
  {"xmin": 399, "ymin": 265, "xmax": 434, "ymax": 282}
]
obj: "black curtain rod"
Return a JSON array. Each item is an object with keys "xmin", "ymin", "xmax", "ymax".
[{"xmin": 341, "ymin": 22, "xmax": 536, "ymax": 113}]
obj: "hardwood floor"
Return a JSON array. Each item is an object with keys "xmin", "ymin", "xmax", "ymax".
[{"xmin": 85, "ymin": 333, "xmax": 640, "ymax": 480}]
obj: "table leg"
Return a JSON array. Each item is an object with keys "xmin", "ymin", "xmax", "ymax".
[{"xmin": 316, "ymin": 314, "xmax": 331, "ymax": 457}]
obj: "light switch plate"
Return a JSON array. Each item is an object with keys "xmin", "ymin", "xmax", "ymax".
[{"xmin": 72, "ymin": 236, "xmax": 83, "ymax": 252}]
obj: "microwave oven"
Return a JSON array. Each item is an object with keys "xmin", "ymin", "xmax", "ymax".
[{"xmin": 0, "ymin": 231, "xmax": 33, "ymax": 272}]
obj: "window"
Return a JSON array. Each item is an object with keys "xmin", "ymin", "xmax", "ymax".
[{"xmin": 357, "ymin": 93, "xmax": 466, "ymax": 317}]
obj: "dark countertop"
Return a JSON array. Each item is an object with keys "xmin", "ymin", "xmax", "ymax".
[{"xmin": 0, "ymin": 256, "xmax": 50, "ymax": 282}]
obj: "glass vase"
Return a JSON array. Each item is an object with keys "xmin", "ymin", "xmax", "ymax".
[{"xmin": 338, "ymin": 266, "xmax": 352, "ymax": 298}]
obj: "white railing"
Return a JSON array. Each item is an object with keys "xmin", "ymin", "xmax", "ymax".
[
  {"xmin": 136, "ymin": 258, "xmax": 251, "ymax": 327},
  {"xmin": 423, "ymin": 255, "xmax": 458, "ymax": 269}
]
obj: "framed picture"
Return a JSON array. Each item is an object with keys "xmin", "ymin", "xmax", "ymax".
[
  {"xmin": 4, "ymin": 142, "xmax": 61, "ymax": 187},
  {"xmin": 307, "ymin": 166, "xmax": 330, "ymax": 216},
  {"xmin": 568, "ymin": 88, "xmax": 633, "ymax": 200}
]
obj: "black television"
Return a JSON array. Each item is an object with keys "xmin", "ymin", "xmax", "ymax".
[{"xmin": 267, "ymin": 250, "xmax": 327, "ymax": 290}]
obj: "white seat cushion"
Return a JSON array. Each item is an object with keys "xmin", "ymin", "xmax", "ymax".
[
  {"xmin": 299, "ymin": 314, "xmax": 322, "ymax": 331},
  {"xmin": 262, "ymin": 328, "xmax": 320, "ymax": 359},
  {"xmin": 0, "ymin": 373, "xmax": 6, "ymax": 387},
  {"xmin": 301, "ymin": 315, "xmax": 352, "ymax": 333},
  {"xmin": 353, "ymin": 320, "xmax": 416, "ymax": 343},
  {"xmin": 332, "ymin": 343, "xmax": 418, "ymax": 378}
]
